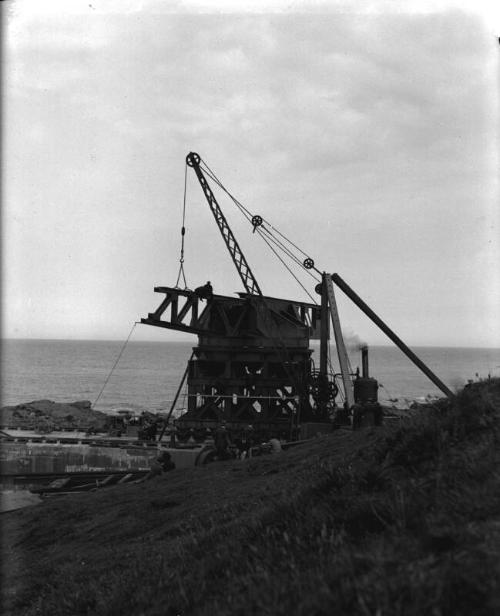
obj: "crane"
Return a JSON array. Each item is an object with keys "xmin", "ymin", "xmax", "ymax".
[
  {"xmin": 186, "ymin": 152, "xmax": 262, "ymax": 296},
  {"xmin": 142, "ymin": 154, "xmax": 339, "ymax": 442},
  {"xmin": 141, "ymin": 152, "xmax": 454, "ymax": 443}
]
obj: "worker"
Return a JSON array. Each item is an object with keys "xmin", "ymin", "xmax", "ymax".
[
  {"xmin": 169, "ymin": 425, "xmax": 177, "ymax": 447},
  {"xmin": 194, "ymin": 281, "xmax": 213, "ymax": 301},
  {"xmin": 238, "ymin": 424, "xmax": 254, "ymax": 459},
  {"xmin": 142, "ymin": 421, "xmax": 158, "ymax": 442},
  {"xmin": 260, "ymin": 436, "xmax": 282, "ymax": 455},
  {"xmin": 269, "ymin": 437, "xmax": 282, "ymax": 454},
  {"xmin": 139, "ymin": 451, "xmax": 175, "ymax": 482},
  {"xmin": 214, "ymin": 422, "xmax": 232, "ymax": 460},
  {"xmin": 158, "ymin": 451, "xmax": 175, "ymax": 471}
]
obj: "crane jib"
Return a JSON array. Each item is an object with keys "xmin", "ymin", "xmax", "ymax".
[{"xmin": 186, "ymin": 152, "xmax": 262, "ymax": 297}]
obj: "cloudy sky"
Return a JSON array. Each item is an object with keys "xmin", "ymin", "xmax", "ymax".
[{"xmin": 3, "ymin": 0, "xmax": 499, "ymax": 347}]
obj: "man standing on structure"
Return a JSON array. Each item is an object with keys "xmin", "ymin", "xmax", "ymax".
[{"xmin": 194, "ymin": 281, "xmax": 213, "ymax": 301}]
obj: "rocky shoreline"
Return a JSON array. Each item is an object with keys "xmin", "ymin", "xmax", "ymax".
[{"xmin": 0, "ymin": 399, "xmax": 110, "ymax": 433}]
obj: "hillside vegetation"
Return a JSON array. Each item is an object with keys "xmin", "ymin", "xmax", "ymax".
[{"xmin": 3, "ymin": 379, "xmax": 500, "ymax": 615}]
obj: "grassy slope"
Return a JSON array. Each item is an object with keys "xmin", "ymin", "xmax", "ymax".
[{"xmin": 2, "ymin": 380, "xmax": 500, "ymax": 616}]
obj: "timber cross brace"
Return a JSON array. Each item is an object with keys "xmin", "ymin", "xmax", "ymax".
[{"xmin": 141, "ymin": 286, "xmax": 322, "ymax": 341}]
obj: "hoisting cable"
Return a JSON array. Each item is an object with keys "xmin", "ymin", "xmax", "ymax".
[
  {"xmin": 174, "ymin": 163, "xmax": 189, "ymax": 289},
  {"xmin": 200, "ymin": 159, "xmax": 253, "ymax": 216},
  {"xmin": 200, "ymin": 159, "xmax": 311, "ymax": 260},
  {"xmin": 199, "ymin": 160, "xmax": 316, "ymax": 299},
  {"xmin": 198, "ymin": 157, "xmax": 323, "ymax": 428},
  {"xmin": 257, "ymin": 224, "xmax": 320, "ymax": 281},
  {"xmin": 200, "ymin": 160, "xmax": 320, "ymax": 287},
  {"xmin": 200, "ymin": 161, "xmax": 320, "ymax": 285},
  {"xmin": 93, "ymin": 322, "xmax": 137, "ymax": 408},
  {"xmin": 250, "ymin": 214, "xmax": 320, "ymax": 278},
  {"xmin": 257, "ymin": 231, "xmax": 318, "ymax": 303},
  {"xmin": 260, "ymin": 217, "xmax": 312, "ymax": 259},
  {"xmin": 195, "ymin": 158, "xmax": 319, "ymax": 428},
  {"xmin": 199, "ymin": 162, "xmax": 307, "ymax": 423}
]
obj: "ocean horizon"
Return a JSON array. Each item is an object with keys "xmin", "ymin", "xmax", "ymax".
[{"xmin": 2, "ymin": 339, "xmax": 500, "ymax": 414}]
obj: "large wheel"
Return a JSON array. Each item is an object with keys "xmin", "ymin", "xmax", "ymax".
[
  {"xmin": 310, "ymin": 374, "xmax": 338, "ymax": 404},
  {"xmin": 195, "ymin": 446, "xmax": 217, "ymax": 466}
]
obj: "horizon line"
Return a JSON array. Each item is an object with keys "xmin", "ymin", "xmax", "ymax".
[{"xmin": 2, "ymin": 337, "xmax": 499, "ymax": 350}]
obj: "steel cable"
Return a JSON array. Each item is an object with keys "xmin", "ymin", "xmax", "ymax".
[
  {"xmin": 93, "ymin": 322, "xmax": 137, "ymax": 408},
  {"xmin": 200, "ymin": 159, "xmax": 320, "ymax": 292},
  {"xmin": 197, "ymin": 158, "xmax": 323, "ymax": 432},
  {"xmin": 175, "ymin": 163, "xmax": 189, "ymax": 289}
]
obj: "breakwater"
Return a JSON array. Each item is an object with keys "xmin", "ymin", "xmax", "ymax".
[{"xmin": 1, "ymin": 440, "xmax": 157, "ymax": 475}]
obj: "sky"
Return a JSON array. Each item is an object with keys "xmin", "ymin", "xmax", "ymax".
[{"xmin": 3, "ymin": 0, "xmax": 499, "ymax": 348}]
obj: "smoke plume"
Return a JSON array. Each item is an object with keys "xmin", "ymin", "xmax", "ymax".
[{"xmin": 342, "ymin": 329, "xmax": 368, "ymax": 353}]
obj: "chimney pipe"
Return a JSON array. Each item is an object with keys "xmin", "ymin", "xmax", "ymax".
[{"xmin": 361, "ymin": 345, "xmax": 369, "ymax": 378}]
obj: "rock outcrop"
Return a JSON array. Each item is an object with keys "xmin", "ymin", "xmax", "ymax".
[{"xmin": 0, "ymin": 400, "xmax": 109, "ymax": 432}]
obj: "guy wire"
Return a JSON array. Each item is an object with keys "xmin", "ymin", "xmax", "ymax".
[{"xmin": 93, "ymin": 322, "xmax": 137, "ymax": 408}]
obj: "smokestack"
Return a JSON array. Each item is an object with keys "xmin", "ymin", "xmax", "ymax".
[{"xmin": 361, "ymin": 345, "xmax": 369, "ymax": 378}]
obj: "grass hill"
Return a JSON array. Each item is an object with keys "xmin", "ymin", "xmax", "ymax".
[{"xmin": 2, "ymin": 379, "xmax": 500, "ymax": 615}]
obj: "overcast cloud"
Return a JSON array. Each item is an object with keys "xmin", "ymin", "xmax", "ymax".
[{"xmin": 3, "ymin": 0, "xmax": 499, "ymax": 346}]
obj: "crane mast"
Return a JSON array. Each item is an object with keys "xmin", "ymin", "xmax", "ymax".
[{"xmin": 186, "ymin": 152, "xmax": 262, "ymax": 296}]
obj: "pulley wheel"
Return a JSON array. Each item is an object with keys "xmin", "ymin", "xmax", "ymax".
[
  {"xmin": 186, "ymin": 152, "xmax": 200, "ymax": 167},
  {"xmin": 315, "ymin": 283, "xmax": 323, "ymax": 295},
  {"xmin": 329, "ymin": 382, "xmax": 339, "ymax": 399},
  {"xmin": 251, "ymin": 215, "xmax": 263, "ymax": 228},
  {"xmin": 303, "ymin": 257, "xmax": 315, "ymax": 269}
]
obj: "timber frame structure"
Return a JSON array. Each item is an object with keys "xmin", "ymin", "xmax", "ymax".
[{"xmin": 142, "ymin": 286, "xmax": 327, "ymax": 440}]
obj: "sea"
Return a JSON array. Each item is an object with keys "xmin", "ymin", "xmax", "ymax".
[
  {"xmin": 2, "ymin": 339, "xmax": 500, "ymax": 412},
  {"xmin": 2, "ymin": 339, "xmax": 499, "ymax": 512}
]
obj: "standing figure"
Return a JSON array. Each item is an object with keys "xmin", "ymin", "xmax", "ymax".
[
  {"xmin": 214, "ymin": 423, "xmax": 232, "ymax": 460},
  {"xmin": 194, "ymin": 281, "xmax": 214, "ymax": 301}
]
